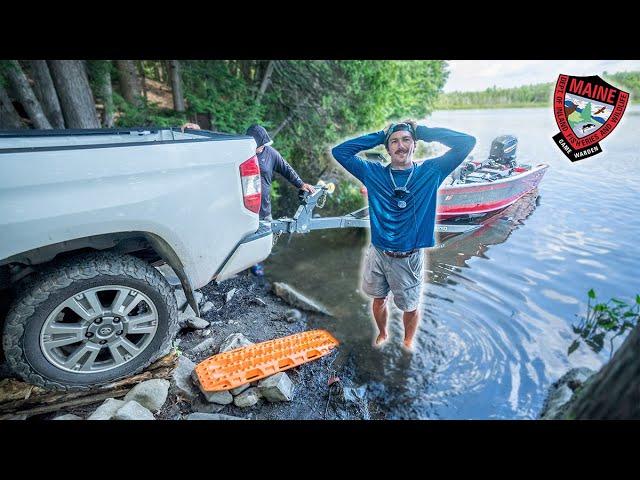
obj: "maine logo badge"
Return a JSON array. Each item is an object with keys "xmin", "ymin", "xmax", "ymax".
[{"xmin": 552, "ymin": 74, "xmax": 629, "ymax": 161}]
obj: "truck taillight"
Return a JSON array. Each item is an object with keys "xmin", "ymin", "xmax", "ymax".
[{"xmin": 239, "ymin": 156, "xmax": 261, "ymax": 214}]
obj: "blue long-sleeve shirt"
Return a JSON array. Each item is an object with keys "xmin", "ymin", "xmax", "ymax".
[{"xmin": 331, "ymin": 125, "xmax": 476, "ymax": 251}]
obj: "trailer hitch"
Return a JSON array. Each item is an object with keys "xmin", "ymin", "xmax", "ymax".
[{"xmin": 270, "ymin": 182, "xmax": 482, "ymax": 237}]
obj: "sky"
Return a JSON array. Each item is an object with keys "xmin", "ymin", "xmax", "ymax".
[{"xmin": 443, "ymin": 60, "xmax": 640, "ymax": 92}]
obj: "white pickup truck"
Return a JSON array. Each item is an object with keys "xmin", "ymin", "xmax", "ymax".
[{"xmin": 0, "ymin": 127, "xmax": 273, "ymax": 391}]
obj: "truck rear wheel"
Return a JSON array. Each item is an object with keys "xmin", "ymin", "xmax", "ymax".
[{"xmin": 2, "ymin": 252, "xmax": 178, "ymax": 391}]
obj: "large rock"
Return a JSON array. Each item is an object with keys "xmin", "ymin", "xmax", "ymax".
[
  {"xmin": 540, "ymin": 384, "xmax": 574, "ymax": 419},
  {"xmin": 190, "ymin": 337, "xmax": 216, "ymax": 354},
  {"xmin": 178, "ymin": 305, "xmax": 198, "ymax": 329},
  {"xmin": 114, "ymin": 400, "xmax": 155, "ymax": 420},
  {"xmin": 190, "ymin": 368, "xmax": 234, "ymax": 404},
  {"xmin": 230, "ymin": 383, "xmax": 251, "ymax": 396},
  {"xmin": 52, "ymin": 413, "xmax": 83, "ymax": 420},
  {"xmin": 123, "ymin": 379, "xmax": 170, "ymax": 412},
  {"xmin": 172, "ymin": 355, "xmax": 198, "ymax": 399},
  {"xmin": 539, "ymin": 367, "xmax": 596, "ymax": 419},
  {"xmin": 201, "ymin": 302, "xmax": 215, "ymax": 314},
  {"xmin": 563, "ymin": 367, "xmax": 596, "ymax": 391},
  {"xmin": 186, "ymin": 317, "xmax": 210, "ymax": 330},
  {"xmin": 219, "ymin": 333, "xmax": 254, "ymax": 353},
  {"xmin": 87, "ymin": 398, "xmax": 125, "ymax": 420},
  {"xmin": 186, "ymin": 413, "xmax": 245, "ymax": 420},
  {"xmin": 272, "ymin": 282, "xmax": 332, "ymax": 315},
  {"xmin": 192, "ymin": 398, "xmax": 226, "ymax": 414},
  {"xmin": 258, "ymin": 373, "xmax": 294, "ymax": 402},
  {"xmin": 201, "ymin": 389, "xmax": 234, "ymax": 405},
  {"xmin": 233, "ymin": 387, "xmax": 261, "ymax": 408}
]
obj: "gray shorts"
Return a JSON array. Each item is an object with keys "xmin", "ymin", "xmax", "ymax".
[{"xmin": 361, "ymin": 245, "xmax": 424, "ymax": 312}]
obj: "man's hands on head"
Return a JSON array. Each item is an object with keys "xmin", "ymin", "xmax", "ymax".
[{"xmin": 402, "ymin": 119, "xmax": 418, "ymax": 132}]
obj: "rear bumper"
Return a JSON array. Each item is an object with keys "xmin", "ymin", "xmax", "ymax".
[{"xmin": 215, "ymin": 221, "xmax": 273, "ymax": 282}]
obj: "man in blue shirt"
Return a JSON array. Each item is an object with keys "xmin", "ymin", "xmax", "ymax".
[{"xmin": 331, "ymin": 120, "xmax": 475, "ymax": 350}]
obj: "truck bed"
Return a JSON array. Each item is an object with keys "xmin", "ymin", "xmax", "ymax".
[{"xmin": 0, "ymin": 128, "xmax": 249, "ymax": 153}]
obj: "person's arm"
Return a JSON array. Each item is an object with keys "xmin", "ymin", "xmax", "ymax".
[
  {"xmin": 272, "ymin": 150, "xmax": 304, "ymax": 189},
  {"xmin": 331, "ymin": 131, "xmax": 385, "ymax": 183},
  {"xmin": 415, "ymin": 125, "xmax": 476, "ymax": 179}
]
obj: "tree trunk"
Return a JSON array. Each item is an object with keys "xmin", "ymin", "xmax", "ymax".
[
  {"xmin": 0, "ymin": 84, "xmax": 24, "ymax": 129},
  {"xmin": 564, "ymin": 323, "xmax": 640, "ymax": 419},
  {"xmin": 115, "ymin": 60, "xmax": 142, "ymax": 106},
  {"xmin": 154, "ymin": 61, "xmax": 163, "ymax": 82},
  {"xmin": 256, "ymin": 60, "xmax": 275, "ymax": 105},
  {"xmin": 26, "ymin": 60, "xmax": 65, "ymax": 128},
  {"xmin": 169, "ymin": 60, "xmax": 185, "ymax": 112},
  {"xmin": 48, "ymin": 60, "xmax": 100, "ymax": 128},
  {"xmin": 240, "ymin": 60, "xmax": 251, "ymax": 83},
  {"xmin": 139, "ymin": 61, "xmax": 147, "ymax": 101},
  {"xmin": 101, "ymin": 63, "xmax": 115, "ymax": 128},
  {"xmin": 4, "ymin": 60, "xmax": 52, "ymax": 129}
]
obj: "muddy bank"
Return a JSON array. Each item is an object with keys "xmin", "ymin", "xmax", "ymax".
[
  {"xmin": 158, "ymin": 273, "xmax": 372, "ymax": 420},
  {"xmin": 0, "ymin": 271, "xmax": 374, "ymax": 420}
]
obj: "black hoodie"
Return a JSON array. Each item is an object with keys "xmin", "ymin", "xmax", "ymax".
[{"xmin": 245, "ymin": 125, "xmax": 303, "ymax": 218}]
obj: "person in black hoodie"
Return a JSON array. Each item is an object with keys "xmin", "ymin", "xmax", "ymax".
[
  {"xmin": 182, "ymin": 123, "xmax": 315, "ymax": 220},
  {"xmin": 182, "ymin": 122, "xmax": 314, "ymax": 276},
  {"xmin": 245, "ymin": 124, "xmax": 316, "ymax": 221}
]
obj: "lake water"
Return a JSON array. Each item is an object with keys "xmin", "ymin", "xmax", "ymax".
[{"xmin": 265, "ymin": 106, "xmax": 640, "ymax": 419}]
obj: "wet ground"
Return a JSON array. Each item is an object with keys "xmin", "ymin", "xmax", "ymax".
[
  {"xmin": 0, "ymin": 272, "xmax": 373, "ymax": 420},
  {"xmin": 156, "ymin": 273, "xmax": 375, "ymax": 420}
]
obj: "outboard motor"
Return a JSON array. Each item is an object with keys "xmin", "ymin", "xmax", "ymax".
[{"xmin": 489, "ymin": 135, "xmax": 518, "ymax": 168}]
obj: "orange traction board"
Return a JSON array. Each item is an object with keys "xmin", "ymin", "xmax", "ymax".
[{"xmin": 194, "ymin": 329, "xmax": 340, "ymax": 392}]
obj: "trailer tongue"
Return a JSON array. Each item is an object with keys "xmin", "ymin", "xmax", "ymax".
[{"xmin": 270, "ymin": 183, "xmax": 482, "ymax": 237}]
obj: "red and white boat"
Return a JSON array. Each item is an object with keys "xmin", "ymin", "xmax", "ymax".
[
  {"xmin": 436, "ymin": 163, "xmax": 548, "ymax": 220},
  {"xmin": 435, "ymin": 135, "xmax": 548, "ymax": 221}
]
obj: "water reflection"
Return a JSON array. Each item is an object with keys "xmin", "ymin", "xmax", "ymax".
[{"xmin": 265, "ymin": 106, "xmax": 640, "ymax": 419}]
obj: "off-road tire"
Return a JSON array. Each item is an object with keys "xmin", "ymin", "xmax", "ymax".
[{"xmin": 2, "ymin": 252, "xmax": 178, "ymax": 391}]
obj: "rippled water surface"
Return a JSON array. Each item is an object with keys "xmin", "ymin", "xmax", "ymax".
[{"xmin": 265, "ymin": 106, "xmax": 640, "ymax": 419}]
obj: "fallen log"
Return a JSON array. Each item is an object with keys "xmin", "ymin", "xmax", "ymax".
[{"xmin": 0, "ymin": 352, "xmax": 178, "ymax": 419}]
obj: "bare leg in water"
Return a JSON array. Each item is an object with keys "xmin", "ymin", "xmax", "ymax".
[
  {"xmin": 402, "ymin": 309, "xmax": 420, "ymax": 350},
  {"xmin": 372, "ymin": 297, "xmax": 389, "ymax": 346}
]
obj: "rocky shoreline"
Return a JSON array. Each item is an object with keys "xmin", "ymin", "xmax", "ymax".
[
  {"xmin": 538, "ymin": 367, "xmax": 596, "ymax": 420},
  {"xmin": 1, "ymin": 271, "xmax": 372, "ymax": 420}
]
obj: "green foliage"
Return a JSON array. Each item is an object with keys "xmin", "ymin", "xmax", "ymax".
[
  {"xmin": 568, "ymin": 289, "xmax": 640, "ymax": 358},
  {"xmin": 270, "ymin": 178, "xmax": 281, "ymax": 206},
  {"xmin": 0, "ymin": 60, "xmax": 12, "ymax": 87},
  {"xmin": 113, "ymin": 91, "xmax": 187, "ymax": 127},
  {"xmin": 603, "ymin": 71, "xmax": 640, "ymax": 102},
  {"xmin": 436, "ymin": 82, "xmax": 555, "ymax": 109},
  {"xmin": 323, "ymin": 180, "xmax": 365, "ymax": 216},
  {"xmin": 86, "ymin": 60, "xmax": 114, "ymax": 94},
  {"xmin": 436, "ymin": 70, "xmax": 640, "ymax": 110},
  {"xmin": 11, "ymin": 59, "xmax": 446, "ymax": 214}
]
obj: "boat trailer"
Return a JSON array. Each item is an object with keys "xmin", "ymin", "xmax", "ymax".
[{"xmin": 270, "ymin": 182, "xmax": 482, "ymax": 237}]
